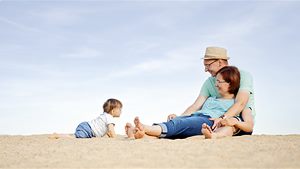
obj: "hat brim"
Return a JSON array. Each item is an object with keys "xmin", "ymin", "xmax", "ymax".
[{"xmin": 202, "ymin": 56, "xmax": 230, "ymax": 60}]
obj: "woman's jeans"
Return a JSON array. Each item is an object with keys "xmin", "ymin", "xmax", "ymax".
[{"xmin": 155, "ymin": 114, "xmax": 213, "ymax": 139}]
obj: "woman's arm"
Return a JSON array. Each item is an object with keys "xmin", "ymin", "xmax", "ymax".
[
  {"xmin": 182, "ymin": 95, "xmax": 207, "ymax": 116},
  {"xmin": 106, "ymin": 124, "xmax": 117, "ymax": 138},
  {"xmin": 167, "ymin": 95, "xmax": 207, "ymax": 121}
]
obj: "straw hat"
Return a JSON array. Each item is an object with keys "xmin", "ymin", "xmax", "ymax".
[{"xmin": 203, "ymin": 46, "xmax": 230, "ymax": 60}]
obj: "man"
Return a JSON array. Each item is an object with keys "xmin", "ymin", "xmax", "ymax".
[{"xmin": 168, "ymin": 46, "xmax": 255, "ymax": 135}]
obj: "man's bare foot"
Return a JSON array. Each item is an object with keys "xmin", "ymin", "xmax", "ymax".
[
  {"xmin": 125, "ymin": 123, "xmax": 135, "ymax": 139},
  {"xmin": 201, "ymin": 123, "xmax": 215, "ymax": 139},
  {"xmin": 133, "ymin": 117, "xmax": 146, "ymax": 139}
]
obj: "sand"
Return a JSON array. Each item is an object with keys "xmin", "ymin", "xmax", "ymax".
[{"xmin": 0, "ymin": 134, "xmax": 299, "ymax": 168}]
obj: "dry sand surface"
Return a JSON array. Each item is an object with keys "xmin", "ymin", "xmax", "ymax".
[{"xmin": 0, "ymin": 134, "xmax": 299, "ymax": 168}]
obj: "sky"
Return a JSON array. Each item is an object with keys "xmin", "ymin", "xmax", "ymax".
[{"xmin": 0, "ymin": 1, "xmax": 299, "ymax": 136}]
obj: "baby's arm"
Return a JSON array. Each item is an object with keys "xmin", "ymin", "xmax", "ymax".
[
  {"xmin": 106, "ymin": 124, "xmax": 117, "ymax": 138},
  {"xmin": 234, "ymin": 108, "xmax": 254, "ymax": 132}
]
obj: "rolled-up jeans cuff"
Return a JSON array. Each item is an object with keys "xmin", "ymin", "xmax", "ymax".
[{"xmin": 153, "ymin": 123, "xmax": 168, "ymax": 138}]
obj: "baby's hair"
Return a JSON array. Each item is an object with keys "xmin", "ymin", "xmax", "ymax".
[
  {"xmin": 216, "ymin": 66, "xmax": 240, "ymax": 96},
  {"xmin": 103, "ymin": 98, "xmax": 122, "ymax": 113}
]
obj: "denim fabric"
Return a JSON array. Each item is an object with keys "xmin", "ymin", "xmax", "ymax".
[
  {"xmin": 74, "ymin": 122, "xmax": 94, "ymax": 138},
  {"xmin": 157, "ymin": 114, "xmax": 213, "ymax": 139}
]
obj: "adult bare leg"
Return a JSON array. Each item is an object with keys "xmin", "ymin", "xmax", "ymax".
[{"xmin": 134, "ymin": 117, "xmax": 162, "ymax": 139}]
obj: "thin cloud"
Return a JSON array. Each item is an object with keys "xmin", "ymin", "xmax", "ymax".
[
  {"xmin": 207, "ymin": 3, "xmax": 282, "ymax": 43},
  {"xmin": 108, "ymin": 45, "xmax": 200, "ymax": 78},
  {"xmin": 34, "ymin": 7, "xmax": 87, "ymax": 26},
  {"xmin": 0, "ymin": 16, "xmax": 44, "ymax": 33},
  {"xmin": 0, "ymin": 16, "xmax": 65, "ymax": 40},
  {"xmin": 60, "ymin": 47, "xmax": 102, "ymax": 59}
]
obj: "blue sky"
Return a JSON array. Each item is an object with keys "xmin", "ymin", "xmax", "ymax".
[{"xmin": 0, "ymin": 1, "xmax": 299, "ymax": 135}]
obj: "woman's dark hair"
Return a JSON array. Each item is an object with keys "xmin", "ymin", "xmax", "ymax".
[
  {"xmin": 103, "ymin": 98, "xmax": 122, "ymax": 113},
  {"xmin": 216, "ymin": 66, "xmax": 240, "ymax": 96}
]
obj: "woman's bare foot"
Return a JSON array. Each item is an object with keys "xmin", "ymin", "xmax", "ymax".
[
  {"xmin": 133, "ymin": 117, "xmax": 145, "ymax": 139},
  {"xmin": 134, "ymin": 128, "xmax": 145, "ymax": 139},
  {"xmin": 134, "ymin": 117, "xmax": 144, "ymax": 131},
  {"xmin": 125, "ymin": 123, "xmax": 135, "ymax": 139},
  {"xmin": 201, "ymin": 123, "xmax": 215, "ymax": 139}
]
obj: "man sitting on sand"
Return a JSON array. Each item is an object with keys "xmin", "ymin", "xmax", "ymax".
[{"xmin": 167, "ymin": 46, "xmax": 255, "ymax": 136}]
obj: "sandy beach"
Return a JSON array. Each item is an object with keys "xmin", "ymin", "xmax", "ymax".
[{"xmin": 0, "ymin": 134, "xmax": 299, "ymax": 168}]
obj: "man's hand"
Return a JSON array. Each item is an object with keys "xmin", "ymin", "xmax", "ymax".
[
  {"xmin": 220, "ymin": 117, "xmax": 238, "ymax": 126},
  {"xmin": 209, "ymin": 118, "xmax": 222, "ymax": 130},
  {"xmin": 167, "ymin": 114, "xmax": 177, "ymax": 121}
]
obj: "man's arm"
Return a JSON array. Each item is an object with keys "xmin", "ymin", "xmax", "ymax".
[
  {"xmin": 211, "ymin": 90, "xmax": 250, "ymax": 129},
  {"xmin": 225, "ymin": 70, "xmax": 254, "ymax": 118},
  {"xmin": 167, "ymin": 95, "xmax": 207, "ymax": 120},
  {"xmin": 224, "ymin": 90, "xmax": 250, "ymax": 117},
  {"xmin": 220, "ymin": 108, "xmax": 254, "ymax": 132},
  {"xmin": 234, "ymin": 108, "xmax": 254, "ymax": 132}
]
